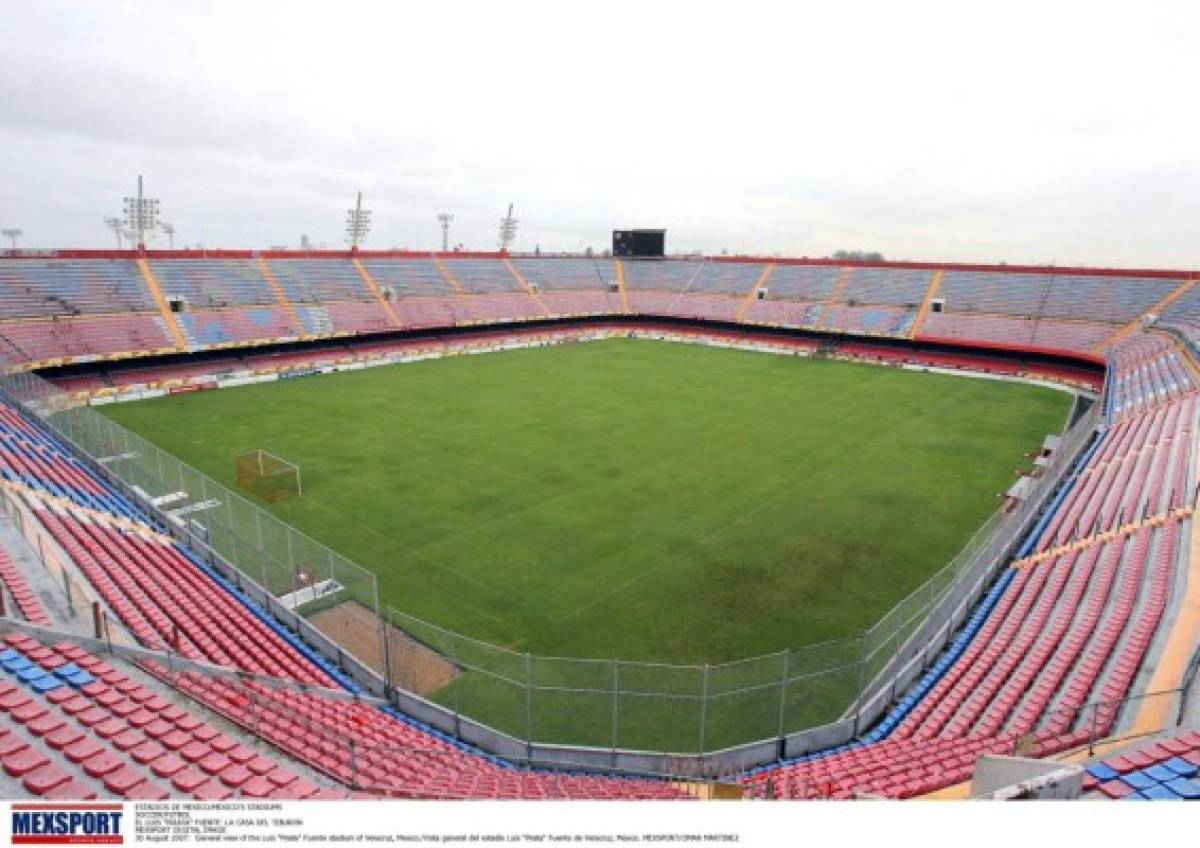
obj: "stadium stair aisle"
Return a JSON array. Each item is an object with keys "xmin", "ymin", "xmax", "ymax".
[
  {"xmin": 134, "ymin": 260, "xmax": 186, "ymax": 351},
  {"xmin": 909, "ymin": 270, "xmax": 944, "ymax": 339},
  {"xmin": 502, "ymin": 258, "xmax": 551, "ymax": 317},
  {"xmin": 1118, "ymin": 440, "xmax": 1200, "ymax": 737},
  {"xmin": 614, "ymin": 259, "xmax": 630, "ymax": 313},
  {"xmin": 430, "ymin": 256, "xmax": 481, "ymax": 322},
  {"xmin": 734, "ymin": 264, "xmax": 774, "ymax": 322},
  {"xmin": 1093, "ymin": 279, "xmax": 1197, "ymax": 354},
  {"xmin": 351, "ymin": 258, "xmax": 404, "ymax": 329},
  {"xmin": 254, "ymin": 258, "xmax": 305, "ymax": 337},
  {"xmin": 816, "ymin": 267, "xmax": 855, "ymax": 328}
]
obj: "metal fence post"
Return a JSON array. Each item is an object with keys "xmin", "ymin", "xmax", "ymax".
[
  {"xmin": 524, "ymin": 651, "xmax": 533, "ymax": 748},
  {"xmin": 611, "ymin": 658, "xmax": 620, "ymax": 751},
  {"xmin": 776, "ymin": 650, "xmax": 790, "ymax": 740},
  {"xmin": 380, "ymin": 619, "xmax": 392, "ymax": 692},
  {"xmin": 852, "ymin": 632, "xmax": 869, "ymax": 734},
  {"xmin": 286, "ymin": 532, "xmax": 296, "ymax": 588}
]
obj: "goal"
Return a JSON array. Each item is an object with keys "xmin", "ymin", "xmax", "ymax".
[{"xmin": 235, "ymin": 449, "xmax": 302, "ymax": 503}]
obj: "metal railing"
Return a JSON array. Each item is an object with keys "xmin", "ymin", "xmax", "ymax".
[
  {"xmin": 742, "ymin": 685, "xmax": 1191, "ymax": 800},
  {"xmin": 0, "ymin": 354, "xmax": 1102, "ymax": 773}
]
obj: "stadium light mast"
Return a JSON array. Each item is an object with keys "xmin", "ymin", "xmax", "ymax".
[
  {"xmin": 103, "ymin": 217, "xmax": 124, "ymax": 249},
  {"xmin": 159, "ymin": 222, "xmax": 176, "ymax": 249},
  {"xmin": 1, "ymin": 228, "xmax": 21, "ymax": 254},
  {"xmin": 497, "ymin": 203, "xmax": 518, "ymax": 252},
  {"xmin": 437, "ymin": 213, "xmax": 454, "ymax": 252},
  {"xmin": 122, "ymin": 174, "xmax": 160, "ymax": 251},
  {"xmin": 344, "ymin": 191, "xmax": 372, "ymax": 250}
]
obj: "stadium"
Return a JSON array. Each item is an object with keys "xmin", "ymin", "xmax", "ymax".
[{"xmin": 0, "ymin": 236, "xmax": 1197, "ymax": 805}]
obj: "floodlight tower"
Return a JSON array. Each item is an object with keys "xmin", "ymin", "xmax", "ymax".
[
  {"xmin": 103, "ymin": 217, "xmax": 124, "ymax": 249},
  {"xmin": 159, "ymin": 222, "xmax": 176, "ymax": 249},
  {"xmin": 121, "ymin": 175, "xmax": 160, "ymax": 251},
  {"xmin": 437, "ymin": 213, "xmax": 454, "ymax": 252},
  {"xmin": 344, "ymin": 191, "xmax": 372, "ymax": 249},
  {"xmin": 497, "ymin": 204, "xmax": 518, "ymax": 252},
  {"xmin": 1, "ymin": 228, "xmax": 21, "ymax": 254}
]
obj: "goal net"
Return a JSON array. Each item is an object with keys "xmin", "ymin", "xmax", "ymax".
[{"xmin": 235, "ymin": 449, "xmax": 302, "ymax": 503}]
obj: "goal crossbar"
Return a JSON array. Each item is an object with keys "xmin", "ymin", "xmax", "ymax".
[{"xmin": 235, "ymin": 449, "xmax": 302, "ymax": 502}]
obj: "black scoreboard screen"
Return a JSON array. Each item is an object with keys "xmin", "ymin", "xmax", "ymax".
[{"xmin": 613, "ymin": 229, "xmax": 665, "ymax": 258}]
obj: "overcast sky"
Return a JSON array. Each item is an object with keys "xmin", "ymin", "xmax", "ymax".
[{"xmin": 1, "ymin": 0, "xmax": 1197, "ymax": 267}]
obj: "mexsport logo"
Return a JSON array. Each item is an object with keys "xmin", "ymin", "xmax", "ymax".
[{"xmin": 10, "ymin": 804, "xmax": 124, "ymax": 845}]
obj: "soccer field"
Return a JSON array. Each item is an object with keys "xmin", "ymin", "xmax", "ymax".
[{"xmin": 103, "ymin": 338, "xmax": 1069, "ymax": 665}]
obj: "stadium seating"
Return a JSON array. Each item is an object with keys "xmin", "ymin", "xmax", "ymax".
[
  {"xmin": 265, "ymin": 260, "xmax": 373, "ymax": 305},
  {"xmin": 0, "ymin": 315, "xmax": 174, "ymax": 363},
  {"xmin": 821, "ymin": 305, "xmax": 916, "ymax": 337},
  {"xmin": 740, "ymin": 337, "xmax": 1196, "ymax": 799},
  {"xmin": 511, "ymin": 258, "xmax": 622, "ymax": 316},
  {"xmin": 1082, "ymin": 732, "xmax": 1200, "ymax": 800},
  {"xmin": 0, "ymin": 547, "xmax": 51, "ymax": 628},
  {"xmin": 0, "ymin": 546, "xmax": 322, "ymax": 801},
  {"xmin": 2, "ymin": 253, "xmax": 1198, "ymax": 802},
  {"xmin": 838, "ymin": 268, "xmax": 932, "ymax": 308},
  {"xmin": 151, "ymin": 260, "xmax": 277, "ymax": 308},
  {"xmin": 2, "ymin": 256, "xmax": 1191, "ymax": 365},
  {"xmin": 1105, "ymin": 336, "xmax": 1196, "ymax": 420},
  {"xmin": 0, "ymin": 261, "xmax": 156, "ymax": 319},
  {"xmin": 918, "ymin": 312, "xmax": 1115, "ymax": 354},
  {"xmin": 936, "ymin": 272, "xmax": 1178, "ymax": 325},
  {"xmin": 0, "ymin": 631, "xmax": 328, "ymax": 801},
  {"xmin": 178, "ymin": 307, "xmax": 300, "ymax": 347}
]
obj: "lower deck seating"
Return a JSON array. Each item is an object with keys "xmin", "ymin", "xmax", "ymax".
[
  {"xmin": 395, "ymin": 297, "xmax": 475, "ymax": 329},
  {"xmin": 462, "ymin": 292, "xmax": 546, "ymax": 323},
  {"xmin": 0, "ymin": 549, "xmax": 51, "ymax": 628},
  {"xmin": 179, "ymin": 308, "xmax": 299, "ymax": 347},
  {"xmin": 539, "ymin": 290, "xmax": 622, "ymax": 316},
  {"xmin": 1083, "ymin": 731, "xmax": 1200, "ymax": 800},
  {"xmin": 822, "ymin": 305, "xmax": 915, "ymax": 337},
  {"xmin": 741, "ymin": 341, "xmax": 1195, "ymax": 798},
  {"xmin": 665, "ymin": 294, "xmax": 741, "ymax": 322},
  {"xmin": 0, "ymin": 633, "xmax": 320, "ymax": 800},
  {"xmin": 0, "ymin": 315, "xmax": 174, "ymax": 363},
  {"xmin": 739, "ymin": 299, "xmax": 823, "ymax": 328},
  {"xmin": 1107, "ymin": 335, "xmax": 1196, "ymax": 421}
]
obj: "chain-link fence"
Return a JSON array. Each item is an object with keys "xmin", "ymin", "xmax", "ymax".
[
  {"xmin": 0, "ymin": 354, "xmax": 1106, "ymax": 768},
  {"xmin": 0, "ymin": 360, "xmax": 380, "ymax": 664}
]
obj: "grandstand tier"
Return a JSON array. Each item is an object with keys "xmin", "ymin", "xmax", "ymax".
[{"xmin": 1, "ymin": 250, "xmax": 1198, "ymax": 802}]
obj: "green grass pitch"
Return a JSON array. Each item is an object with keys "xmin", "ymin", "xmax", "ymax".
[{"xmin": 102, "ymin": 338, "xmax": 1070, "ymax": 749}]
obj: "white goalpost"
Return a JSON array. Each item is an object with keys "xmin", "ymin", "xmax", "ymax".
[{"xmin": 235, "ymin": 449, "xmax": 302, "ymax": 503}]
